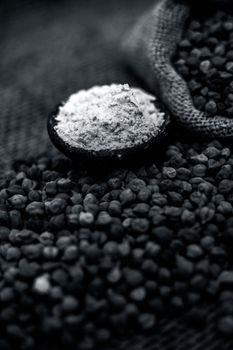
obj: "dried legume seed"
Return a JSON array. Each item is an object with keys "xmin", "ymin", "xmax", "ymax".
[{"xmin": 2, "ymin": 137, "xmax": 233, "ymax": 347}]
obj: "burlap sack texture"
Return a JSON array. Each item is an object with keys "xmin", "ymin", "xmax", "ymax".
[{"xmin": 123, "ymin": 0, "xmax": 233, "ymax": 138}]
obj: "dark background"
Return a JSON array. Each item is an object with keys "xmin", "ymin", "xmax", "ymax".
[{"xmin": 1, "ymin": 1, "xmax": 233, "ymax": 349}]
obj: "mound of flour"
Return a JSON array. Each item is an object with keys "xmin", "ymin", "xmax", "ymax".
[{"xmin": 55, "ymin": 84, "xmax": 165, "ymax": 152}]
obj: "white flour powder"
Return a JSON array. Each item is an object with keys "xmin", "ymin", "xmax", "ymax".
[{"xmin": 55, "ymin": 84, "xmax": 165, "ymax": 152}]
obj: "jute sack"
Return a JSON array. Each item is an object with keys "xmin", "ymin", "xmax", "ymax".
[{"xmin": 123, "ymin": 0, "xmax": 233, "ymax": 138}]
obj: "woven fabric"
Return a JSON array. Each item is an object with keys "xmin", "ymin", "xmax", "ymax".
[
  {"xmin": 123, "ymin": 0, "xmax": 233, "ymax": 138},
  {"xmin": 1, "ymin": 1, "xmax": 233, "ymax": 350}
]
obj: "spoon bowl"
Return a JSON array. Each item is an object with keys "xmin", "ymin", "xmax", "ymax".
[{"xmin": 47, "ymin": 99, "xmax": 171, "ymax": 167}]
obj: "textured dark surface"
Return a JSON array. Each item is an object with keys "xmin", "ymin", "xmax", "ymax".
[{"xmin": 1, "ymin": 1, "xmax": 233, "ymax": 349}]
